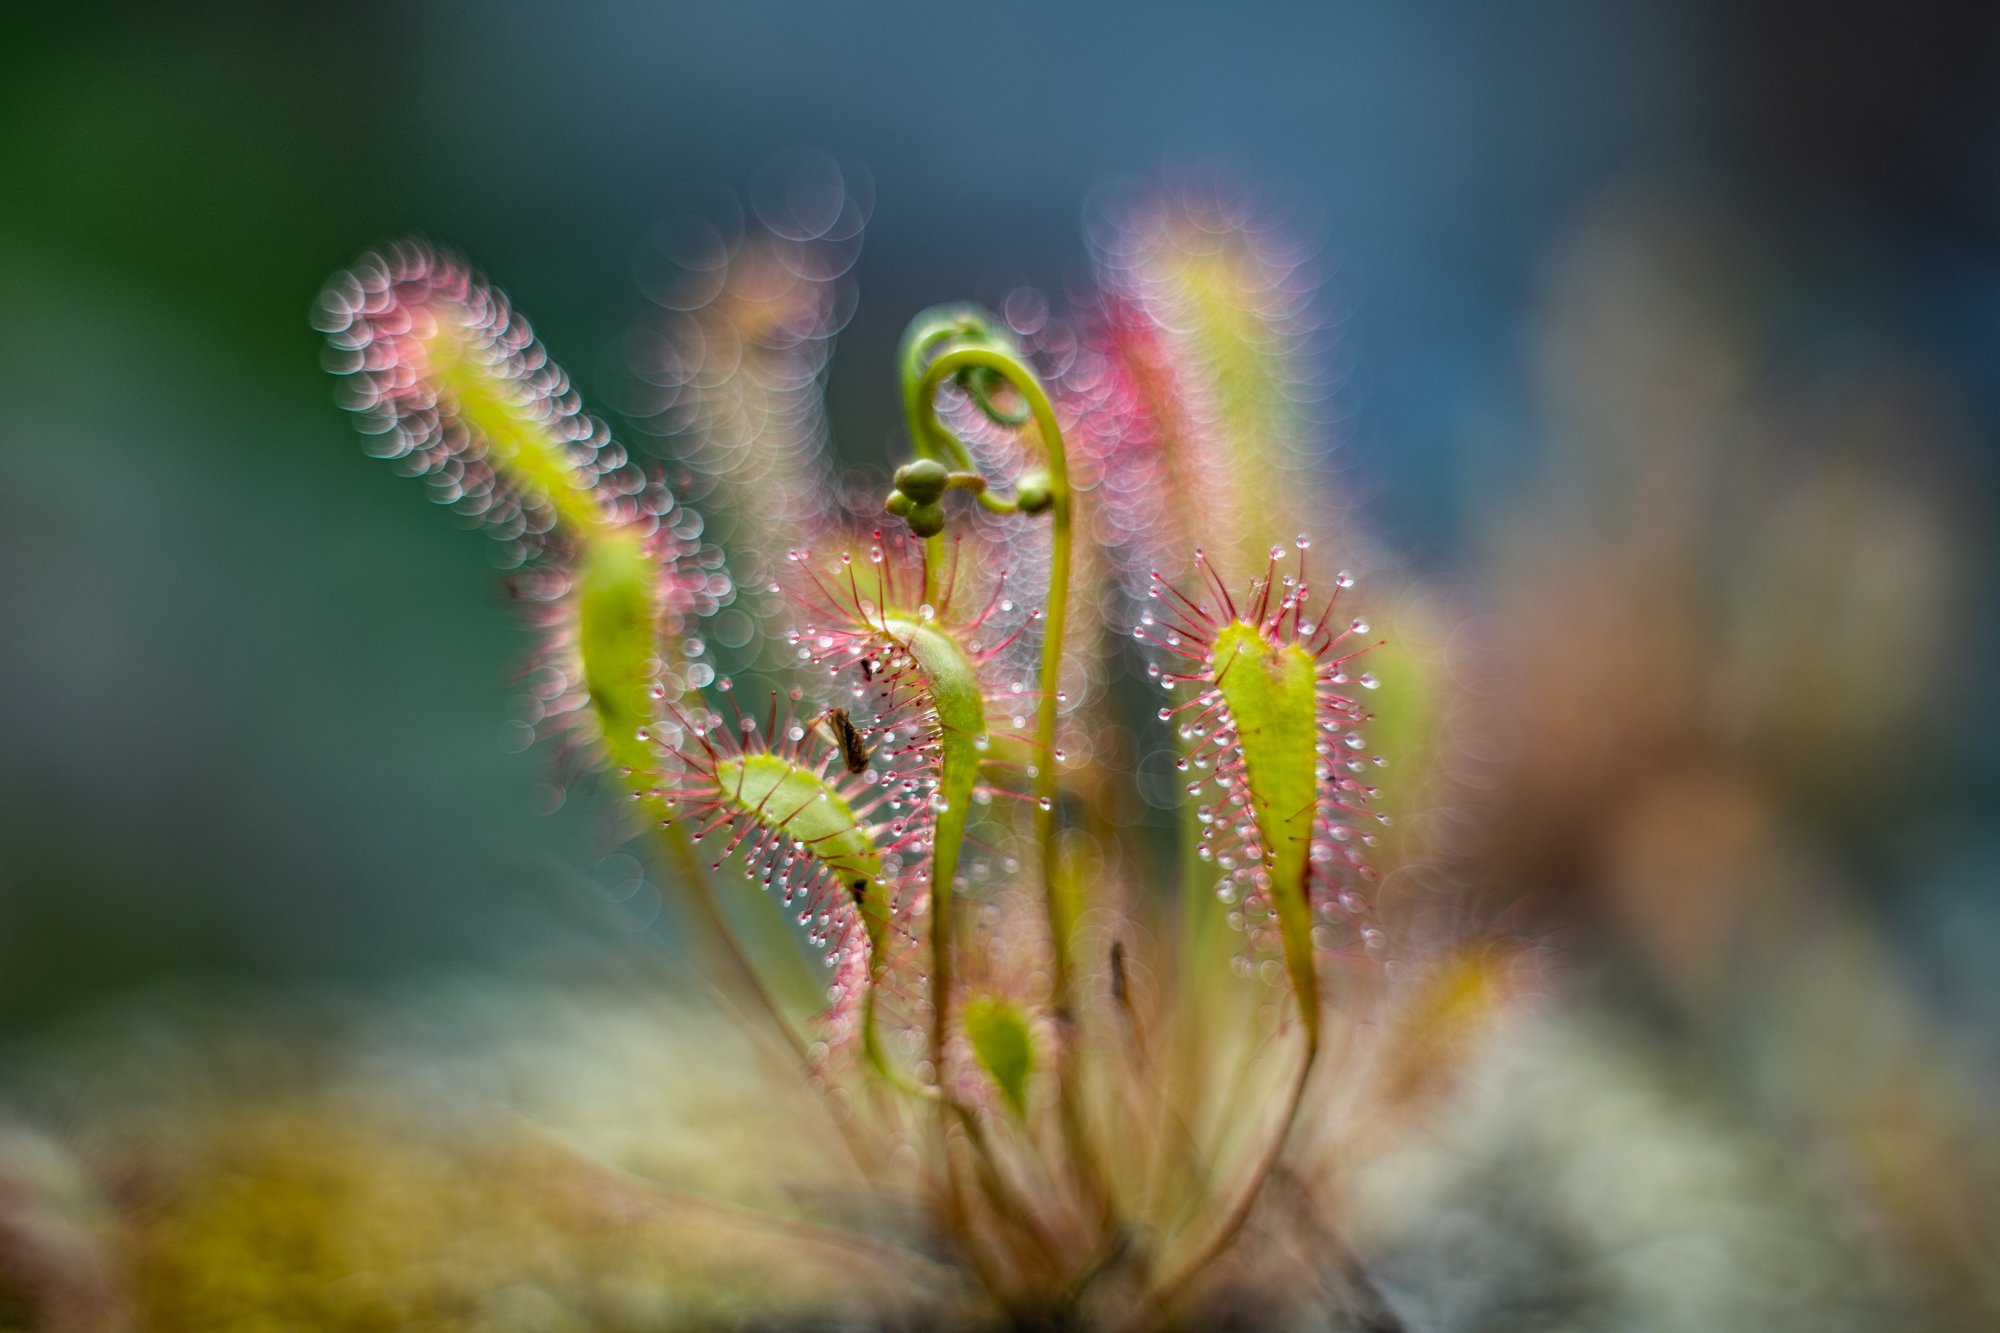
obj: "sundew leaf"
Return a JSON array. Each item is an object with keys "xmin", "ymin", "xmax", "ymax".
[
  {"xmin": 317, "ymin": 243, "xmax": 618, "ymax": 548},
  {"xmin": 1081, "ymin": 196, "xmax": 1323, "ymax": 577},
  {"xmin": 962, "ymin": 994, "xmax": 1034, "ymax": 1117},
  {"xmin": 319, "ymin": 243, "xmax": 712, "ymax": 776},
  {"xmin": 423, "ymin": 321, "xmax": 613, "ymax": 543},
  {"xmin": 576, "ymin": 528, "xmax": 661, "ymax": 778},
  {"xmin": 711, "ymin": 752, "xmax": 889, "ymax": 960},
  {"xmin": 883, "ymin": 615, "xmax": 986, "ymax": 920},
  {"xmin": 1181, "ymin": 257, "xmax": 1306, "ymax": 510},
  {"xmin": 780, "ymin": 539, "xmax": 1009, "ymax": 1080},
  {"xmin": 1209, "ymin": 619, "xmax": 1322, "ymax": 1041},
  {"xmin": 887, "ymin": 619, "xmax": 985, "ymax": 811}
]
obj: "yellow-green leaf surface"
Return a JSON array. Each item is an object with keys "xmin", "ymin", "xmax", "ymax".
[
  {"xmin": 713, "ymin": 750, "xmax": 901, "ymax": 1081},
  {"xmin": 711, "ymin": 752, "xmax": 887, "ymax": 956},
  {"xmin": 1210, "ymin": 620, "xmax": 1321, "ymax": 1040},
  {"xmin": 576, "ymin": 529, "xmax": 659, "ymax": 778},
  {"xmin": 962, "ymin": 994, "xmax": 1034, "ymax": 1117},
  {"xmin": 883, "ymin": 615, "xmax": 985, "ymax": 910},
  {"xmin": 425, "ymin": 323, "xmax": 609, "ymax": 541},
  {"xmin": 1163, "ymin": 245, "xmax": 1315, "ymax": 568},
  {"xmin": 879, "ymin": 613, "xmax": 987, "ymax": 1084}
]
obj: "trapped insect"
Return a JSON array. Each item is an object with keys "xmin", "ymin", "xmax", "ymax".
[{"xmin": 817, "ymin": 706, "xmax": 873, "ymax": 774}]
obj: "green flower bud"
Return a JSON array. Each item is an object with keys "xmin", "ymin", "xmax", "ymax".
[
  {"xmin": 1014, "ymin": 470, "xmax": 1053, "ymax": 514},
  {"xmin": 904, "ymin": 500, "xmax": 946, "ymax": 537},
  {"xmin": 884, "ymin": 488, "xmax": 913, "ymax": 518},
  {"xmin": 893, "ymin": 457, "xmax": 951, "ymax": 505}
]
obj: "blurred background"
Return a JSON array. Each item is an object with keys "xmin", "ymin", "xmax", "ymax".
[{"xmin": 1, "ymin": 1, "xmax": 1997, "ymax": 1325}]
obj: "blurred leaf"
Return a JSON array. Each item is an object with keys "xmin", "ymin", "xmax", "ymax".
[{"xmin": 962, "ymin": 994, "xmax": 1034, "ymax": 1118}]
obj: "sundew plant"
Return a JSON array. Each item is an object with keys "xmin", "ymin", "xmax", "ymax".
[{"xmin": 314, "ymin": 180, "xmax": 1462, "ymax": 1330}]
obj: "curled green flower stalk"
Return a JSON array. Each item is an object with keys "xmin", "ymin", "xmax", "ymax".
[
  {"xmin": 891, "ymin": 311, "xmax": 1078, "ymax": 1021},
  {"xmin": 889, "ymin": 308, "xmax": 1123, "ymax": 1241}
]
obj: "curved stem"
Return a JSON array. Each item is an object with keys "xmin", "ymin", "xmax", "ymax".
[
  {"xmin": 898, "ymin": 309, "xmax": 994, "ymax": 605},
  {"xmin": 877, "ymin": 1067, "xmax": 1064, "ymax": 1280},
  {"xmin": 649, "ymin": 820, "xmax": 811, "ymax": 1068},
  {"xmin": 902, "ymin": 329, "xmax": 1109, "ymax": 1235},
  {"xmin": 648, "ymin": 811, "xmax": 897, "ymax": 1189},
  {"xmin": 513, "ymin": 1117, "xmax": 961, "ymax": 1299},
  {"xmin": 897, "ymin": 308, "xmax": 974, "ymax": 458},
  {"xmin": 1134, "ymin": 1029, "xmax": 1321, "ymax": 1326},
  {"xmin": 913, "ymin": 344, "xmax": 1074, "ymax": 1003},
  {"xmin": 926, "ymin": 814, "xmax": 960, "ymax": 1173}
]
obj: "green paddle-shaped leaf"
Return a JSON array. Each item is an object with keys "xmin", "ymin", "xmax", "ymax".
[
  {"xmin": 962, "ymin": 994, "xmax": 1034, "ymax": 1118},
  {"xmin": 711, "ymin": 752, "xmax": 889, "ymax": 959},
  {"xmin": 1209, "ymin": 619, "xmax": 1321, "ymax": 1042},
  {"xmin": 575, "ymin": 528, "xmax": 661, "ymax": 779}
]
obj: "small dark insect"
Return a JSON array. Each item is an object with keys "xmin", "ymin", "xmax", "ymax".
[
  {"xmin": 1109, "ymin": 939, "xmax": 1128, "ymax": 1006},
  {"xmin": 860, "ymin": 657, "xmax": 874, "ymax": 682},
  {"xmin": 851, "ymin": 877, "xmax": 869, "ymax": 906},
  {"xmin": 819, "ymin": 706, "xmax": 873, "ymax": 773}
]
